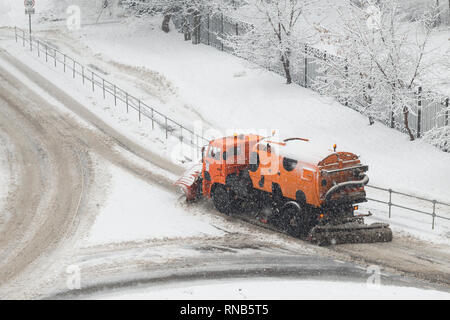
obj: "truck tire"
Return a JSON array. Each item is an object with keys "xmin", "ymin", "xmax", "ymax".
[
  {"xmin": 279, "ymin": 201, "xmax": 308, "ymax": 237},
  {"xmin": 212, "ymin": 185, "xmax": 232, "ymax": 215}
]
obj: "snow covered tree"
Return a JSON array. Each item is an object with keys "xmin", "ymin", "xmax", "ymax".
[
  {"xmin": 225, "ymin": 0, "xmax": 319, "ymax": 84},
  {"xmin": 313, "ymin": 0, "xmax": 444, "ymax": 141},
  {"xmin": 122, "ymin": 0, "xmax": 233, "ymax": 39},
  {"xmin": 424, "ymin": 101, "xmax": 450, "ymax": 152}
]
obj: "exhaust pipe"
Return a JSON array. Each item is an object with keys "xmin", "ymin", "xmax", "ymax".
[{"xmin": 324, "ymin": 174, "xmax": 369, "ymax": 202}]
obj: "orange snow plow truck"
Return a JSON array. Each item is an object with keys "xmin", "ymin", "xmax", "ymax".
[{"xmin": 176, "ymin": 134, "xmax": 392, "ymax": 245}]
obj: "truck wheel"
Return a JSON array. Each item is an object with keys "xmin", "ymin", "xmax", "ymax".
[
  {"xmin": 212, "ymin": 185, "xmax": 232, "ymax": 214},
  {"xmin": 279, "ymin": 201, "xmax": 308, "ymax": 237}
]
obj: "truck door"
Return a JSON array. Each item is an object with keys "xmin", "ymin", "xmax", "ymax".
[{"xmin": 203, "ymin": 145, "xmax": 224, "ymax": 195}]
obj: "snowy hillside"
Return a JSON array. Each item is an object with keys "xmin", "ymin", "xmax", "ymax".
[{"xmin": 49, "ymin": 19, "xmax": 450, "ymax": 199}]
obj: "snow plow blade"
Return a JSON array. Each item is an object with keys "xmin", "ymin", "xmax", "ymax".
[
  {"xmin": 308, "ymin": 222, "xmax": 393, "ymax": 246},
  {"xmin": 174, "ymin": 163, "xmax": 202, "ymax": 201}
]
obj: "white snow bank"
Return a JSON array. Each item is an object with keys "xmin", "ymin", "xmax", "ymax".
[
  {"xmin": 86, "ymin": 163, "xmax": 224, "ymax": 245},
  {"xmin": 89, "ymin": 278, "xmax": 450, "ymax": 300}
]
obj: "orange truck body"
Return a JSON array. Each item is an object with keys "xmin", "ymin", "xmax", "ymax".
[
  {"xmin": 175, "ymin": 134, "xmax": 394, "ymax": 245},
  {"xmin": 198, "ymin": 134, "xmax": 368, "ymax": 209}
]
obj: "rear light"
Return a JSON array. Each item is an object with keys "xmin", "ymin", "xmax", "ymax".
[{"xmin": 353, "ymin": 205, "xmax": 359, "ymax": 211}]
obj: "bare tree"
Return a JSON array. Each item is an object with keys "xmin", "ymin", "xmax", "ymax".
[{"xmin": 313, "ymin": 0, "xmax": 443, "ymax": 141}]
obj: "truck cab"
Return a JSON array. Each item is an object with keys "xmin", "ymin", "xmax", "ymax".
[{"xmin": 202, "ymin": 134, "xmax": 263, "ymax": 197}]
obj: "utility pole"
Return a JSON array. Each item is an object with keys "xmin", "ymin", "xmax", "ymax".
[{"xmin": 24, "ymin": 0, "xmax": 35, "ymax": 52}]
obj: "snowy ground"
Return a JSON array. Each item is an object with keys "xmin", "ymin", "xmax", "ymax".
[
  {"xmin": 0, "ymin": 131, "xmax": 15, "ymax": 230},
  {"xmin": 85, "ymin": 163, "xmax": 224, "ymax": 245},
  {"xmin": 68, "ymin": 20, "xmax": 450, "ymax": 198},
  {"xmin": 6, "ymin": 14, "xmax": 447, "ymax": 241},
  {"xmin": 0, "ymin": 2, "xmax": 449, "ymax": 299},
  {"xmin": 87, "ymin": 278, "xmax": 450, "ymax": 300}
]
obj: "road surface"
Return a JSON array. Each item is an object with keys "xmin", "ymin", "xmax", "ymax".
[{"xmin": 0, "ymin": 36, "xmax": 448, "ymax": 299}]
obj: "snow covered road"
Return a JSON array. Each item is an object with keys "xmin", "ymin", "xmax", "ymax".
[{"xmin": 0, "ymin": 47, "xmax": 207, "ymax": 298}]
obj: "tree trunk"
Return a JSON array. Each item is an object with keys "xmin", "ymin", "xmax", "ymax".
[
  {"xmin": 183, "ymin": 16, "xmax": 191, "ymax": 41},
  {"xmin": 192, "ymin": 12, "xmax": 201, "ymax": 45},
  {"xmin": 403, "ymin": 106, "xmax": 415, "ymax": 141},
  {"xmin": 281, "ymin": 53, "xmax": 292, "ymax": 84},
  {"xmin": 162, "ymin": 14, "xmax": 172, "ymax": 33}
]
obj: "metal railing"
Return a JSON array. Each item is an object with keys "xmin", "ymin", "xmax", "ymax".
[
  {"xmin": 366, "ymin": 185, "xmax": 450, "ymax": 230},
  {"xmin": 14, "ymin": 27, "xmax": 209, "ymax": 155}
]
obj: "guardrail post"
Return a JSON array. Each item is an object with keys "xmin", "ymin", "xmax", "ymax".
[
  {"xmin": 73, "ymin": 61, "xmax": 76, "ymax": 78},
  {"xmin": 126, "ymin": 92, "xmax": 129, "ymax": 113},
  {"xmin": 22, "ymin": 30, "xmax": 25, "ymax": 47},
  {"xmin": 138, "ymin": 100, "xmax": 141, "ymax": 122},
  {"xmin": 388, "ymin": 189, "xmax": 392, "ymax": 218},
  {"xmin": 180, "ymin": 125, "xmax": 183, "ymax": 143},
  {"xmin": 54, "ymin": 49, "xmax": 57, "ymax": 67},
  {"xmin": 165, "ymin": 117, "xmax": 168, "ymax": 139},
  {"xmin": 114, "ymin": 85, "xmax": 117, "ymax": 106},
  {"xmin": 82, "ymin": 66, "xmax": 85, "ymax": 84},
  {"xmin": 432, "ymin": 200, "xmax": 436, "ymax": 230},
  {"xmin": 14, "ymin": 27, "xmax": 17, "ymax": 42},
  {"xmin": 92, "ymin": 72, "xmax": 95, "ymax": 92},
  {"xmin": 45, "ymin": 44, "xmax": 48, "ymax": 62},
  {"xmin": 37, "ymin": 40, "xmax": 40, "ymax": 57},
  {"xmin": 63, "ymin": 54, "xmax": 66, "ymax": 73}
]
